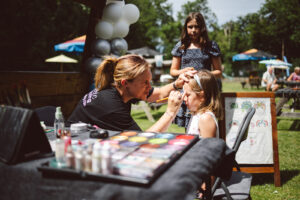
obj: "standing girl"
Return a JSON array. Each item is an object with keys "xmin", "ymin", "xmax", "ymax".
[
  {"xmin": 170, "ymin": 12, "xmax": 222, "ymax": 129},
  {"xmin": 184, "ymin": 70, "xmax": 223, "ymax": 138}
]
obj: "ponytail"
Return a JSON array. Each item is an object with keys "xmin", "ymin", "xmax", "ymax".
[{"xmin": 94, "ymin": 57, "xmax": 117, "ymax": 91}]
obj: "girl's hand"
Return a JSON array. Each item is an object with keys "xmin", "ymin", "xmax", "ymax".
[
  {"xmin": 183, "ymin": 67, "xmax": 195, "ymax": 73},
  {"xmin": 175, "ymin": 70, "xmax": 197, "ymax": 89}
]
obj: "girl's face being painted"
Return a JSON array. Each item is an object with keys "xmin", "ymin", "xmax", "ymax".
[
  {"xmin": 183, "ymin": 82, "xmax": 205, "ymax": 113},
  {"xmin": 187, "ymin": 19, "xmax": 200, "ymax": 41},
  {"xmin": 125, "ymin": 69, "xmax": 152, "ymax": 101}
]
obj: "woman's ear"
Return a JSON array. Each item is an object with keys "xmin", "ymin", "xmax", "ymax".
[{"xmin": 121, "ymin": 79, "xmax": 127, "ymax": 86}]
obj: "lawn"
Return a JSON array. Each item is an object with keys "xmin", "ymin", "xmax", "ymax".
[{"xmin": 131, "ymin": 80, "xmax": 300, "ymax": 200}]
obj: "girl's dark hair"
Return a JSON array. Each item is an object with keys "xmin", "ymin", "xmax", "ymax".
[{"xmin": 180, "ymin": 12, "xmax": 210, "ymax": 50}]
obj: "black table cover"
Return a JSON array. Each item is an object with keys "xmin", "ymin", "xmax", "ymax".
[{"xmin": 0, "ymin": 137, "xmax": 233, "ymax": 200}]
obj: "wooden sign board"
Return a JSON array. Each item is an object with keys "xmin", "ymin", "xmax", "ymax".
[{"xmin": 219, "ymin": 92, "xmax": 281, "ymax": 187}]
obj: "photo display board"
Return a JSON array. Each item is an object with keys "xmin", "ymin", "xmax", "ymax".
[{"xmin": 220, "ymin": 92, "xmax": 281, "ymax": 187}]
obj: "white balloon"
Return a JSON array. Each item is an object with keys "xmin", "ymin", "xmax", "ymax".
[
  {"xmin": 102, "ymin": 3, "xmax": 123, "ymax": 23},
  {"xmin": 123, "ymin": 4, "xmax": 140, "ymax": 24},
  {"xmin": 95, "ymin": 20, "xmax": 113, "ymax": 40},
  {"xmin": 112, "ymin": 20, "xmax": 129, "ymax": 38}
]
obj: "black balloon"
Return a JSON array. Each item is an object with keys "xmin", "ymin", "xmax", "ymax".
[
  {"xmin": 85, "ymin": 57, "xmax": 103, "ymax": 74},
  {"xmin": 111, "ymin": 38, "xmax": 128, "ymax": 56},
  {"xmin": 91, "ymin": 39, "xmax": 111, "ymax": 57}
]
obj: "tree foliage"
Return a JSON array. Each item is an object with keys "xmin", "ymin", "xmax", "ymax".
[
  {"xmin": 0, "ymin": 0, "xmax": 89, "ymax": 70},
  {"xmin": 1, "ymin": 0, "xmax": 299, "ymax": 73}
]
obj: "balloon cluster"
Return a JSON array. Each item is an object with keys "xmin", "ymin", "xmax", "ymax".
[{"xmin": 85, "ymin": 2, "xmax": 140, "ymax": 74}]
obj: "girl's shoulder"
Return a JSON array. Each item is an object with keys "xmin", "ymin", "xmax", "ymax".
[
  {"xmin": 198, "ymin": 111, "xmax": 217, "ymax": 123},
  {"xmin": 205, "ymin": 40, "xmax": 221, "ymax": 56},
  {"xmin": 171, "ymin": 41, "xmax": 183, "ymax": 57}
]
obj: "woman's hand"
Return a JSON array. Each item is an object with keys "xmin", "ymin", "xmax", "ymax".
[{"xmin": 166, "ymin": 91, "xmax": 186, "ymax": 117}]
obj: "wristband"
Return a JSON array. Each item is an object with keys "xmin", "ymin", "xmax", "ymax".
[{"xmin": 173, "ymin": 82, "xmax": 179, "ymax": 90}]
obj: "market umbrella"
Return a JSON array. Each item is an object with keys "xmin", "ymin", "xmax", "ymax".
[
  {"xmin": 259, "ymin": 59, "xmax": 292, "ymax": 77},
  {"xmin": 45, "ymin": 54, "xmax": 78, "ymax": 72},
  {"xmin": 232, "ymin": 48, "xmax": 276, "ymax": 61},
  {"xmin": 54, "ymin": 35, "xmax": 85, "ymax": 53},
  {"xmin": 259, "ymin": 59, "xmax": 292, "ymax": 66}
]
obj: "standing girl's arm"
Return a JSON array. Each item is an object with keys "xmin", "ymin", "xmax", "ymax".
[
  {"xmin": 170, "ymin": 57, "xmax": 194, "ymax": 77},
  {"xmin": 198, "ymin": 113, "xmax": 217, "ymax": 138},
  {"xmin": 211, "ymin": 56, "xmax": 222, "ymax": 78}
]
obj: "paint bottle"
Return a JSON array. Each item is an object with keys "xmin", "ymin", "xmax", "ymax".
[
  {"xmin": 65, "ymin": 144, "xmax": 75, "ymax": 169},
  {"xmin": 74, "ymin": 145, "xmax": 84, "ymax": 171},
  {"xmin": 84, "ymin": 144, "xmax": 93, "ymax": 172},
  {"xmin": 101, "ymin": 142, "xmax": 112, "ymax": 175},
  {"xmin": 92, "ymin": 142, "xmax": 102, "ymax": 173},
  {"xmin": 54, "ymin": 107, "xmax": 65, "ymax": 138}
]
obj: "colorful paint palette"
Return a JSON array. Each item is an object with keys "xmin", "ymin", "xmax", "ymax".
[{"xmin": 110, "ymin": 131, "xmax": 198, "ymax": 181}]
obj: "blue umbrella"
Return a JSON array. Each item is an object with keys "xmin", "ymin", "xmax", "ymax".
[{"xmin": 232, "ymin": 49, "xmax": 276, "ymax": 61}]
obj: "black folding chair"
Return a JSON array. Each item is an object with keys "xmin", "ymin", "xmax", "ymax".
[{"xmin": 212, "ymin": 107, "xmax": 256, "ymax": 200}]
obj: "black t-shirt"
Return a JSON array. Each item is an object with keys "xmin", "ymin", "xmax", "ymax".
[{"xmin": 68, "ymin": 87, "xmax": 153, "ymax": 131}]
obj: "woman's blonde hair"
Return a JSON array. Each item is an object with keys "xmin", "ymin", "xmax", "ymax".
[
  {"xmin": 94, "ymin": 54, "xmax": 150, "ymax": 91},
  {"xmin": 189, "ymin": 70, "xmax": 223, "ymax": 120}
]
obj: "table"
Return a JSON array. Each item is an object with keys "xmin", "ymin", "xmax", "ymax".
[
  {"xmin": 275, "ymin": 88, "xmax": 300, "ymax": 115},
  {"xmin": 0, "ymin": 130, "xmax": 234, "ymax": 200},
  {"xmin": 276, "ymin": 80, "xmax": 300, "ymax": 89}
]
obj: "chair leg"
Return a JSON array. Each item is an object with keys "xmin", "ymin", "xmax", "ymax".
[{"xmin": 220, "ymin": 182, "xmax": 233, "ymax": 200}]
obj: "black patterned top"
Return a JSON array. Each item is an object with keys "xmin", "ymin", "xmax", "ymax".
[{"xmin": 171, "ymin": 40, "xmax": 221, "ymax": 71}]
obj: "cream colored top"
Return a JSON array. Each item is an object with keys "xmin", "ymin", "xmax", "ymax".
[{"xmin": 186, "ymin": 111, "xmax": 219, "ymax": 138}]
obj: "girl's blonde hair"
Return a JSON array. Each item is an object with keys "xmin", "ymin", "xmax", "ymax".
[
  {"xmin": 189, "ymin": 70, "xmax": 223, "ymax": 120},
  {"xmin": 94, "ymin": 54, "xmax": 150, "ymax": 91}
]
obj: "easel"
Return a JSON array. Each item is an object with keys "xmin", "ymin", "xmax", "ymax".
[
  {"xmin": 219, "ymin": 92, "xmax": 281, "ymax": 187},
  {"xmin": 132, "ymin": 101, "xmax": 155, "ymax": 122}
]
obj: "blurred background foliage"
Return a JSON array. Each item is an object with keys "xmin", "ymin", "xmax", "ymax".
[{"xmin": 1, "ymin": 0, "xmax": 299, "ymax": 74}]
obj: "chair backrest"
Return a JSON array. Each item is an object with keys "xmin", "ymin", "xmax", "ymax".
[{"xmin": 232, "ymin": 107, "xmax": 256, "ymax": 152}]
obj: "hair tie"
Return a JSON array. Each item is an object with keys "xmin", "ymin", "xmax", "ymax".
[{"xmin": 194, "ymin": 74, "xmax": 203, "ymax": 90}]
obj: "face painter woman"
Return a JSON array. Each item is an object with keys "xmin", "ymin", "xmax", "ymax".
[{"xmin": 68, "ymin": 54, "xmax": 196, "ymax": 132}]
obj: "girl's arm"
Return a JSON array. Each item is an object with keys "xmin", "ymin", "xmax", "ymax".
[
  {"xmin": 198, "ymin": 113, "xmax": 217, "ymax": 138},
  {"xmin": 211, "ymin": 56, "xmax": 222, "ymax": 78},
  {"xmin": 170, "ymin": 57, "xmax": 194, "ymax": 77}
]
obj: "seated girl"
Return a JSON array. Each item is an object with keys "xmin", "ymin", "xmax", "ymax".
[{"xmin": 184, "ymin": 70, "xmax": 223, "ymax": 138}]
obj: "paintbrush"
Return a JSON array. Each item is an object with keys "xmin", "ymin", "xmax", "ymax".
[{"xmin": 156, "ymin": 97, "xmax": 168, "ymax": 103}]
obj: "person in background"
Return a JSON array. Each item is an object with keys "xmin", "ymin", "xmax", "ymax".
[
  {"xmin": 261, "ymin": 67, "xmax": 279, "ymax": 91},
  {"xmin": 68, "ymin": 54, "xmax": 195, "ymax": 132},
  {"xmin": 287, "ymin": 67, "xmax": 300, "ymax": 82},
  {"xmin": 169, "ymin": 12, "xmax": 222, "ymax": 129},
  {"xmin": 183, "ymin": 70, "xmax": 223, "ymax": 199}
]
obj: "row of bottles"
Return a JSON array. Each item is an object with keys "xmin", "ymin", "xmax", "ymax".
[{"xmin": 55, "ymin": 137, "xmax": 113, "ymax": 175}]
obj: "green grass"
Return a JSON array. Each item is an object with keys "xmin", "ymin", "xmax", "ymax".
[{"xmin": 131, "ymin": 80, "xmax": 300, "ymax": 200}]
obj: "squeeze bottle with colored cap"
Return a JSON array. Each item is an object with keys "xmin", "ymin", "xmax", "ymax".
[{"xmin": 54, "ymin": 107, "xmax": 65, "ymax": 138}]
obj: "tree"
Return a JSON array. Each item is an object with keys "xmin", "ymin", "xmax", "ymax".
[
  {"xmin": 177, "ymin": 0, "xmax": 217, "ymax": 28},
  {"xmin": 125, "ymin": 0, "xmax": 174, "ymax": 50},
  {"xmin": 0, "ymin": 0, "xmax": 89, "ymax": 70}
]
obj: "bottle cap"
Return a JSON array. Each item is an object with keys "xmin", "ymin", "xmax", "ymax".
[{"xmin": 55, "ymin": 106, "xmax": 63, "ymax": 119}]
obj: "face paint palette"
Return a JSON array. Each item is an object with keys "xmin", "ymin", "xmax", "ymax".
[
  {"xmin": 108, "ymin": 131, "xmax": 198, "ymax": 185},
  {"xmin": 38, "ymin": 131, "xmax": 198, "ymax": 186}
]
